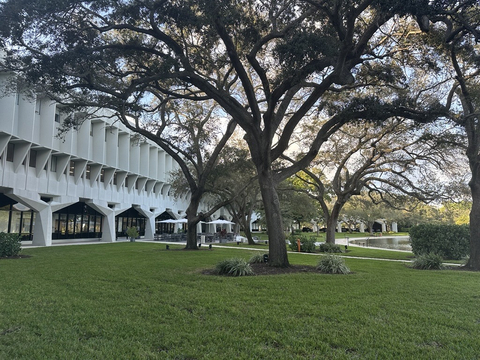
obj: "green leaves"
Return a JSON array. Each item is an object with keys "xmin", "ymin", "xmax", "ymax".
[
  {"xmin": 0, "ymin": 233, "xmax": 22, "ymax": 258},
  {"xmin": 410, "ymin": 224, "xmax": 470, "ymax": 260},
  {"xmin": 215, "ymin": 257, "xmax": 255, "ymax": 276},
  {"xmin": 411, "ymin": 253, "xmax": 445, "ymax": 270},
  {"xmin": 316, "ymin": 254, "xmax": 350, "ymax": 274}
]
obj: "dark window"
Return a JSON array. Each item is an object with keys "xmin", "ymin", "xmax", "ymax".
[
  {"xmin": 35, "ymin": 100, "xmax": 42, "ymax": 115},
  {"xmin": 6, "ymin": 143, "xmax": 14, "ymax": 162},
  {"xmin": 55, "ymin": 113, "xmax": 60, "ymax": 123},
  {"xmin": 115, "ymin": 207, "xmax": 146, "ymax": 238},
  {"xmin": 85, "ymin": 165, "xmax": 91, "ymax": 179},
  {"xmin": 69, "ymin": 161, "xmax": 75, "ymax": 176},
  {"xmin": 50, "ymin": 156, "xmax": 57, "ymax": 172},
  {"xmin": 52, "ymin": 202, "xmax": 103, "ymax": 239},
  {"xmin": 29, "ymin": 150, "xmax": 37, "ymax": 168},
  {"xmin": 100, "ymin": 169, "xmax": 104, "ymax": 182},
  {"xmin": 113, "ymin": 173, "xmax": 117, "ymax": 185}
]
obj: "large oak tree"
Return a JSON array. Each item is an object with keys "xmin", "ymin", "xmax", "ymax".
[
  {"xmin": 145, "ymin": 100, "xmax": 237, "ymax": 249},
  {"xmin": 0, "ymin": 0, "xmax": 446, "ymax": 266},
  {"xmin": 291, "ymin": 118, "xmax": 458, "ymax": 243},
  {"xmin": 398, "ymin": 1, "xmax": 480, "ymax": 269}
]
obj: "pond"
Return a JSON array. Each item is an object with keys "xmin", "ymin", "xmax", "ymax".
[{"xmin": 349, "ymin": 236, "xmax": 411, "ymax": 251}]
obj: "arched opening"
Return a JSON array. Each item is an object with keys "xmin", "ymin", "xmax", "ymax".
[
  {"xmin": 155, "ymin": 210, "xmax": 177, "ymax": 234},
  {"xmin": 0, "ymin": 194, "xmax": 35, "ymax": 240},
  {"xmin": 52, "ymin": 202, "xmax": 103, "ymax": 239},
  {"xmin": 115, "ymin": 207, "xmax": 146, "ymax": 238}
]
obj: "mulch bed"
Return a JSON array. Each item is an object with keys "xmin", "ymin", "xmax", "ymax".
[
  {"xmin": 250, "ymin": 263, "xmax": 319, "ymax": 275},
  {"xmin": 202, "ymin": 262, "xmax": 320, "ymax": 276}
]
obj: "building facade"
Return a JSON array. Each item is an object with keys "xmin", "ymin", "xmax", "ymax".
[{"xmin": 0, "ymin": 74, "xmax": 195, "ymax": 246}]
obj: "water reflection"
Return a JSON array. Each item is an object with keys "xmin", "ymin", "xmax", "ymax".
[{"xmin": 350, "ymin": 236, "xmax": 411, "ymax": 251}]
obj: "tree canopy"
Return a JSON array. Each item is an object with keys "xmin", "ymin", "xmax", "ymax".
[
  {"xmin": 291, "ymin": 117, "xmax": 460, "ymax": 243},
  {"xmin": 0, "ymin": 0, "xmax": 456, "ymax": 266}
]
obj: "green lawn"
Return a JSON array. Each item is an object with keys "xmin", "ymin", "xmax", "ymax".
[
  {"xmin": 226, "ymin": 241, "xmax": 414, "ymax": 260},
  {"xmin": 1, "ymin": 242, "xmax": 479, "ymax": 359}
]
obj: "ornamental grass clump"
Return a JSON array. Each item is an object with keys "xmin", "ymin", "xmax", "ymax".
[
  {"xmin": 411, "ymin": 253, "xmax": 445, "ymax": 270},
  {"xmin": 0, "ymin": 233, "xmax": 22, "ymax": 258},
  {"xmin": 316, "ymin": 254, "xmax": 350, "ymax": 274},
  {"xmin": 248, "ymin": 253, "xmax": 267, "ymax": 264},
  {"xmin": 216, "ymin": 258, "xmax": 255, "ymax": 276}
]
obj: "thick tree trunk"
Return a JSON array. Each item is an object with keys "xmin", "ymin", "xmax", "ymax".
[
  {"xmin": 325, "ymin": 218, "xmax": 337, "ymax": 244},
  {"xmin": 185, "ymin": 194, "xmax": 201, "ymax": 250},
  {"xmin": 244, "ymin": 226, "xmax": 256, "ymax": 245},
  {"xmin": 185, "ymin": 220, "xmax": 198, "ymax": 250},
  {"xmin": 368, "ymin": 221, "xmax": 374, "ymax": 234},
  {"xmin": 466, "ymin": 181, "xmax": 480, "ymax": 270},
  {"xmin": 243, "ymin": 211, "xmax": 256, "ymax": 245},
  {"xmin": 258, "ymin": 170, "xmax": 289, "ymax": 267},
  {"xmin": 325, "ymin": 204, "xmax": 341, "ymax": 244}
]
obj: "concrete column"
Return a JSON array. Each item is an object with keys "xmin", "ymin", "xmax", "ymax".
[
  {"xmin": 392, "ymin": 222, "xmax": 398, "ymax": 232},
  {"xmin": 381, "ymin": 221, "xmax": 386, "ymax": 233},
  {"xmin": 32, "ymin": 206, "xmax": 52, "ymax": 246},
  {"xmin": 337, "ymin": 223, "xmax": 342, "ymax": 233},
  {"xmin": 144, "ymin": 213, "xmax": 155, "ymax": 240},
  {"xmin": 5, "ymin": 192, "xmax": 54, "ymax": 246},
  {"xmin": 101, "ymin": 210, "xmax": 116, "ymax": 242},
  {"xmin": 85, "ymin": 201, "xmax": 115, "ymax": 242}
]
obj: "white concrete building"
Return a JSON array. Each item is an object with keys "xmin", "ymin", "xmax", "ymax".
[{"xmin": 0, "ymin": 75, "xmax": 197, "ymax": 246}]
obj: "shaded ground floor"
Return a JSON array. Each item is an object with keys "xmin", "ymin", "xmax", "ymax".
[{"xmin": 0, "ymin": 192, "xmax": 189, "ymax": 246}]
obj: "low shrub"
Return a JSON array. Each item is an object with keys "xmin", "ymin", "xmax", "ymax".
[
  {"xmin": 287, "ymin": 234, "xmax": 301, "ymax": 251},
  {"xmin": 0, "ymin": 233, "xmax": 22, "ymax": 257},
  {"xmin": 287, "ymin": 235, "xmax": 317, "ymax": 253},
  {"xmin": 319, "ymin": 243, "xmax": 343, "ymax": 253},
  {"xmin": 248, "ymin": 253, "xmax": 268, "ymax": 264},
  {"xmin": 316, "ymin": 254, "xmax": 350, "ymax": 274},
  {"xmin": 215, "ymin": 258, "xmax": 254, "ymax": 276},
  {"xmin": 301, "ymin": 238, "xmax": 316, "ymax": 253},
  {"xmin": 126, "ymin": 227, "xmax": 139, "ymax": 239},
  {"xmin": 411, "ymin": 253, "xmax": 445, "ymax": 270},
  {"xmin": 409, "ymin": 224, "xmax": 469, "ymax": 260}
]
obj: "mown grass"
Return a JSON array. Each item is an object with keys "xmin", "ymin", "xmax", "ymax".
[
  {"xmin": 227, "ymin": 241, "xmax": 413, "ymax": 261},
  {"xmin": 1, "ymin": 242, "xmax": 479, "ymax": 359}
]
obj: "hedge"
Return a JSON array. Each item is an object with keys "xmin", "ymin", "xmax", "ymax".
[
  {"xmin": 409, "ymin": 224, "xmax": 469, "ymax": 260},
  {"xmin": 287, "ymin": 234, "xmax": 317, "ymax": 253},
  {"xmin": 0, "ymin": 233, "xmax": 22, "ymax": 257}
]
